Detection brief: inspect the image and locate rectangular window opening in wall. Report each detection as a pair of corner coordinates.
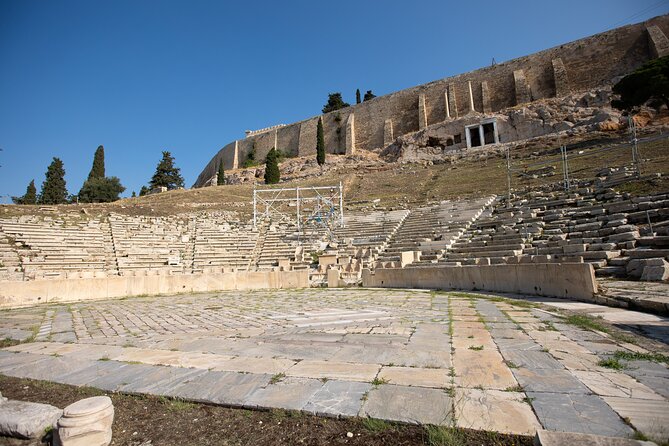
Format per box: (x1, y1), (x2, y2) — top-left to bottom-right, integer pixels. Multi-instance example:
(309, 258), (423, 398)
(483, 123), (495, 144)
(468, 126), (482, 147)
(465, 119), (499, 149)
(453, 134), (462, 144)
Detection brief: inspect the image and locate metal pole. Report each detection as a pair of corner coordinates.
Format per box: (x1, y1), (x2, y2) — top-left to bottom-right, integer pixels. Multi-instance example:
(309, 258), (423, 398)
(296, 187), (300, 232)
(339, 181), (344, 227)
(253, 186), (257, 229)
(506, 147), (511, 208)
(630, 117), (641, 178)
(564, 145), (569, 191)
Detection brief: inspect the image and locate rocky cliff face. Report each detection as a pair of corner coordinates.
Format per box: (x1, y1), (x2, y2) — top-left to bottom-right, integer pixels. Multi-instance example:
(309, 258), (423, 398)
(381, 88), (636, 164)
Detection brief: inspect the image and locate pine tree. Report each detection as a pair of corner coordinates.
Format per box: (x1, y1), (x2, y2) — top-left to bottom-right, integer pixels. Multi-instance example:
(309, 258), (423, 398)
(316, 117), (326, 166)
(612, 55), (669, 110)
(217, 159), (225, 185)
(322, 93), (350, 113)
(150, 151), (184, 190)
(356, 89), (361, 104)
(78, 177), (125, 203)
(39, 158), (68, 204)
(363, 90), (376, 101)
(139, 186), (149, 196)
(264, 148), (280, 184)
(12, 179), (37, 204)
(87, 145), (105, 180)
(131, 191), (137, 198)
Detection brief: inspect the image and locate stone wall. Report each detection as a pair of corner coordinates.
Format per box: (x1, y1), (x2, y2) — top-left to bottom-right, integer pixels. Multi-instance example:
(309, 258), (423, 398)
(361, 263), (598, 301)
(194, 16), (669, 187)
(0, 270), (309, 309)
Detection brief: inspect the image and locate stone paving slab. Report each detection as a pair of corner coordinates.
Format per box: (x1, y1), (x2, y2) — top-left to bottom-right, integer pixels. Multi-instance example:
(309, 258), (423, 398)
(246, 377), (325, 411)
(0, 352), (49, 374)
(117, 366), (207, 395)
(528, 392), (635, 437)
(454, 388), (541, 435)
(501, 350), (564, 370)
(303, 380), (371, 417)
(2, 355), (95, 382)
(601, 396), (669, 441)
(165, 370), (272, 407)
(378, 366), (449, 388)
(513, 368), (590, 394)
(286, 360), (380, 382)
(454, 349), (517, 390)
(573, 371), (664, 400)
(360, 384), (453, 425)
(55, 360), (130, 386)
(0, 288), (666, 438)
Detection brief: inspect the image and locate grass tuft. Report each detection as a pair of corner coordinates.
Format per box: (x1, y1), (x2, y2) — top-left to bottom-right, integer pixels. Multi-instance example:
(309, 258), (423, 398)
(425, 425), (466, 446)
(361, 417), (393, 432)
(598, 357), (626, 370)
(612, 350), (669, 364)
(563, 314), (608, 333)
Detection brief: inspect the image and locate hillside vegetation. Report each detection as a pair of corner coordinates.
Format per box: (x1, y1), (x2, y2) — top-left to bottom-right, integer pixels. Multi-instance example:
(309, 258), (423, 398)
(2, 133), (668, 221)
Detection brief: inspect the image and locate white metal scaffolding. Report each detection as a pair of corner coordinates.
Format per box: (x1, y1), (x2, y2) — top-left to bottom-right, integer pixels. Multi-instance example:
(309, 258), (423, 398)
(253, 183), (344, 237)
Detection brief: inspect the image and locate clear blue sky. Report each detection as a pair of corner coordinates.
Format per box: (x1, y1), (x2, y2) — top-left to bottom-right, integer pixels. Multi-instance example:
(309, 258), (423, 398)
(1, 0), (667, 202)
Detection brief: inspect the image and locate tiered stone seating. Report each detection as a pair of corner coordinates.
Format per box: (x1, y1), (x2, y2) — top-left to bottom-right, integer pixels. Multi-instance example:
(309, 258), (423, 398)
(0, 217), (109, 280)
(0, 233), (23, 281)
(192, 218), (258, 272)
(439, 188), (669, 279)
(109, 214), (194, 274)
(255, 224), (305, 271)
(378, 198), (493, 267)
(334, 209), (409, 270)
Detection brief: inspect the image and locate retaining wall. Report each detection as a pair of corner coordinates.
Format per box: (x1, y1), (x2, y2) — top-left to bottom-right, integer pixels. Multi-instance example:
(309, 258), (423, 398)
(0, 270), (309, 309)
(361, 263), (598, 301)
(194, 15), (669, 187)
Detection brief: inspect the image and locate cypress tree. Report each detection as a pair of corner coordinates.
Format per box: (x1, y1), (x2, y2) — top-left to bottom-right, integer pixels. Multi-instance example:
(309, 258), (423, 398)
(23, 180), (37, 204)
(217, 160), (225, 185)
(40, 157), (68, 204)
(316, 117), (326, 166)
(87, 145), (105, 180)
(264, 148), (280, 184)
(12, 179), (37, 205)
(150, 151), (184, 190)
(356, 89), (361, 104)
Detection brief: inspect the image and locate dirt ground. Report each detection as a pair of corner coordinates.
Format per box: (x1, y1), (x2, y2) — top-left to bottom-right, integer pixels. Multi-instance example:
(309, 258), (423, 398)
(0, 375), (534, 446)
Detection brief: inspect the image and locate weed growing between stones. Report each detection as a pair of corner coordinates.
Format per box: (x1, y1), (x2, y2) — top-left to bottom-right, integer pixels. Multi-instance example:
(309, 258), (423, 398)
(612, 350), (669, 364)
(504, 360), (518, 369)
(269, 372), (286, 384)
(598, 357), (627, 370)
(371, 377), (389, 386)
(563, 314), (608, 332)
(0, 337), (21, 348)
(468, 345), (484, 351)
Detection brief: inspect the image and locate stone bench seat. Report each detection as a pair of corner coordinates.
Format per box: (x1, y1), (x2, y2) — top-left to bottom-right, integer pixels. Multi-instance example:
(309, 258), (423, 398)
(445, 249), (523, 260)
(626, 248), (669, 259)
(449, 243), (525, 254)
